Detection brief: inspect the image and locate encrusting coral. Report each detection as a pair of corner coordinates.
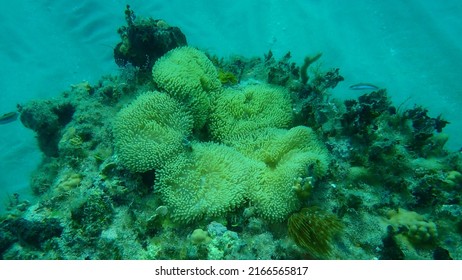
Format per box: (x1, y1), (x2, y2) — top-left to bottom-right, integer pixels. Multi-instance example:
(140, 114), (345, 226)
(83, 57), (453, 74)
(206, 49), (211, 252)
(113, 91), (193, 172)
(387, 208), (438, 245)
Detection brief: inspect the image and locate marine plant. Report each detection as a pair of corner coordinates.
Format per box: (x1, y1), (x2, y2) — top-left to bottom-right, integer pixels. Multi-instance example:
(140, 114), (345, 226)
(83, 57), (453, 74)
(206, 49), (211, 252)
(300, 53), (322, 84)
(217, 69), (238, 85)
(403, 105), (449, 155)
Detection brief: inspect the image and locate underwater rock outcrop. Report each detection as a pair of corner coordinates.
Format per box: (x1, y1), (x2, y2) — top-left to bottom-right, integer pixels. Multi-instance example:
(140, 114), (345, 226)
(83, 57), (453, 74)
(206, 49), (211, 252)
(0, 217), (63, 252)
(114, 5), (187, 71)
(18, 100), (75, 157)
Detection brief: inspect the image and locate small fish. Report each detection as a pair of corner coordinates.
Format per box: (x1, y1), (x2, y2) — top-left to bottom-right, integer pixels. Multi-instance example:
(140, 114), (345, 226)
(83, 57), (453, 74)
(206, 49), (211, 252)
(0, 111), (18, 125)
(349, 83), (379, 90)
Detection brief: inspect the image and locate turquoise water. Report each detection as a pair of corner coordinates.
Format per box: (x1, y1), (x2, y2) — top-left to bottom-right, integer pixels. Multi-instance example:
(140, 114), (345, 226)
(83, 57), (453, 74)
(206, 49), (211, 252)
(0, 0), (461, 259)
